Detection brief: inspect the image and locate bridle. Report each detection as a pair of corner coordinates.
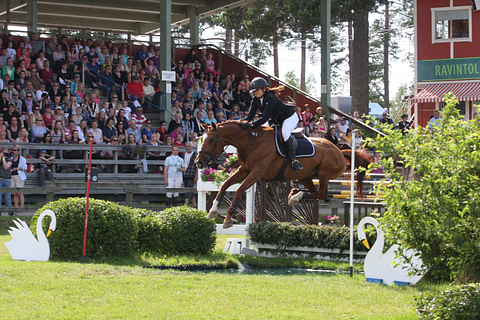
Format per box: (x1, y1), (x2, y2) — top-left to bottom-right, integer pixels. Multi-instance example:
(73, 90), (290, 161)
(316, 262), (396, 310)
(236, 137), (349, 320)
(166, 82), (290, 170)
(198, 131), (223, 165)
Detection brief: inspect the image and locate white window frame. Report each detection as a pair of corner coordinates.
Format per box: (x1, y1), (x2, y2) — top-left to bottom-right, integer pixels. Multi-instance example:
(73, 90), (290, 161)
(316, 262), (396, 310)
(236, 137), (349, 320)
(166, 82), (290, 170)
(431, 6), (472, 44)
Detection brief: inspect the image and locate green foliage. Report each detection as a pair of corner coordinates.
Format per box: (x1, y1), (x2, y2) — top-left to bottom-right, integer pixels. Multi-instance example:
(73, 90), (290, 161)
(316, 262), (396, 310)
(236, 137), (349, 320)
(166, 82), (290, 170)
(416, 283), (480, 319)
(138, 206), (216, 255)
(248, 221), (370, 252)
(31, 198), (148, 259)
(367, 93), (480, 282)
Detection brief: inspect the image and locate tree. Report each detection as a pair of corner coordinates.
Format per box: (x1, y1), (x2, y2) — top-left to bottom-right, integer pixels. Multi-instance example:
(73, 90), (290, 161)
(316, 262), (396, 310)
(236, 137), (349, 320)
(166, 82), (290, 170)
(283, 70), (316, 94)
(285, 0), (322, 91)
(332, 0), (382, 116)
(369, 93), (480, 283)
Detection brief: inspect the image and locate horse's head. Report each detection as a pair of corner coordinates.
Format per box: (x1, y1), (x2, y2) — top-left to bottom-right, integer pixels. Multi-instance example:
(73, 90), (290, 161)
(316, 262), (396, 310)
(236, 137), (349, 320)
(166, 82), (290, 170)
(195, 122), (224, 169)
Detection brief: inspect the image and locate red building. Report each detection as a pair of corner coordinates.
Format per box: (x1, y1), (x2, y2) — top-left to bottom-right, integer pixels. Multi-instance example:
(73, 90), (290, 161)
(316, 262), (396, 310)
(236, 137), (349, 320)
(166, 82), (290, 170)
(413, 0), (480, 126)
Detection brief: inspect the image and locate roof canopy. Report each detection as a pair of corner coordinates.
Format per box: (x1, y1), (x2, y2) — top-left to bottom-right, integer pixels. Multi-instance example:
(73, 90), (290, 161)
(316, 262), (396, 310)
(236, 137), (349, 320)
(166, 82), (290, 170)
(0, 0), (252, 34)
(414, 81), (480, 103)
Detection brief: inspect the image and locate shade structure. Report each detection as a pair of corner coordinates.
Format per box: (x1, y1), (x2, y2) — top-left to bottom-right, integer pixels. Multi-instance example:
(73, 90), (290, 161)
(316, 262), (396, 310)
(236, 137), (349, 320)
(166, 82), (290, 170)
(413, 81), (480, 103)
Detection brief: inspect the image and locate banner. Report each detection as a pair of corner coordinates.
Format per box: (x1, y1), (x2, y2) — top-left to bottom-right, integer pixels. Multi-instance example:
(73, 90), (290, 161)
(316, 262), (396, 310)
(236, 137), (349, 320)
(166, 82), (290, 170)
(418, 58), (480, 82)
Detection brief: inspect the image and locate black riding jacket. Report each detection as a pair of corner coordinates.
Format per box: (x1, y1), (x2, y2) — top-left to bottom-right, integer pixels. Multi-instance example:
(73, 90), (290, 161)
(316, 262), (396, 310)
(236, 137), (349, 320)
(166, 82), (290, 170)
(246, 91), (295, 128)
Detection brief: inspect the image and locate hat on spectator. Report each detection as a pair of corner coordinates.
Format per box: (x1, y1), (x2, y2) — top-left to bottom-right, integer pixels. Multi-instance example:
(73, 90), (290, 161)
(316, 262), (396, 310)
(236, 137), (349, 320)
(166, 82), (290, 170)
(74, 73), (81, 78)
(13, 92), (19, 96)
(40, 150), (47, 154)
(56, 106), (63, 110)
(182, 99), (189, 104)
(132, 75), (139, 80)
(8, 80), (14, 85)
(178, 60), (183, 64)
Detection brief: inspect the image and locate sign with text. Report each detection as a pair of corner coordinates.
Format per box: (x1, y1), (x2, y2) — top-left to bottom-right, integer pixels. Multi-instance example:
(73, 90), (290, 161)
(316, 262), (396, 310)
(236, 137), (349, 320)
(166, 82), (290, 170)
(161, 71), (176, 82)
(418, 58), (480, 82)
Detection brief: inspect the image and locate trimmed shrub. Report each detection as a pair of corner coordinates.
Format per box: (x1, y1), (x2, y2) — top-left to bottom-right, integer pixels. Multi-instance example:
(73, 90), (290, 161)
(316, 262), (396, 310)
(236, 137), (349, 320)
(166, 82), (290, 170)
(416, 283), (480, 319)
(248, 221), (371, 252)
(137, 206), (216, 255)
(31, 198), (151, 259)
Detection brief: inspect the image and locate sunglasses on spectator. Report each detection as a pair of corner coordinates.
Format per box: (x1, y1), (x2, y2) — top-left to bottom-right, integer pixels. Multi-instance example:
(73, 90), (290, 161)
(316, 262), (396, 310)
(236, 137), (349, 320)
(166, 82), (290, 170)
(147, 122), (151, 124)
(12, 149), (19, 151)
(112, 139), (118, 141)
(88, 135), (94, 138)
(27, 95), (32, 98)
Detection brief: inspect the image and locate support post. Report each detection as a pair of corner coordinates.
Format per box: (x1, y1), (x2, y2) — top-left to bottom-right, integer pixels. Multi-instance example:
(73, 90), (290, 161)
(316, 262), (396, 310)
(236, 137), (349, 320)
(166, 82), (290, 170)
(320, 0), (331, 117)
(349, 134), (356, 277)
(245, 184), (255, 248)
(5, 0), (10, 36)
(27, 0), (38, 34)
(187, 6), (199, 46)
(160, 0), (172, 124)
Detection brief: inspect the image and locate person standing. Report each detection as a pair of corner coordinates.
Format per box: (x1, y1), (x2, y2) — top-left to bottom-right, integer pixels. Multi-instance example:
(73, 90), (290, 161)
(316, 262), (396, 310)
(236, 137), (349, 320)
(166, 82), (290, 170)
(11, 145), (27, 208)
(0, 148), (13, 214)
(164, 146), (185, 206)
(182, 141), (197, 207)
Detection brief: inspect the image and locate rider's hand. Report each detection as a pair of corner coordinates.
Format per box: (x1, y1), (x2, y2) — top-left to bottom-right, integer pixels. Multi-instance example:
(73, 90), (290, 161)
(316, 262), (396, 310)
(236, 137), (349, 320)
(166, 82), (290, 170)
(240, 122), (252, 129)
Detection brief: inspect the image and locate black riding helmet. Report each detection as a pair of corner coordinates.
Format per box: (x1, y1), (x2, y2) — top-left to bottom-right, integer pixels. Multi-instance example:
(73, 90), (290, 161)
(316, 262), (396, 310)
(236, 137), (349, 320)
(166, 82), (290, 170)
(249, 77), (268, 94)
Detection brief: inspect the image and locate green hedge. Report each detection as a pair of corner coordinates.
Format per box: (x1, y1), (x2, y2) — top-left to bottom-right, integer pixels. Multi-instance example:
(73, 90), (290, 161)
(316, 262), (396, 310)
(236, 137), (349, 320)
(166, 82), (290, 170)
(248, 221), (370, 252)
(31, 198), (149, 259)
(31, 199), (216, 259)
(416, 283), (480, 319)
(138, 206), (216, 255)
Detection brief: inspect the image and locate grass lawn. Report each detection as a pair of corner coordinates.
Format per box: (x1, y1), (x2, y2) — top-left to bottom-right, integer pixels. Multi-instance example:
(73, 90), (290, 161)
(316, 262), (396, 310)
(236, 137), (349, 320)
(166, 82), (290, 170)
(0, 217), (447, 319)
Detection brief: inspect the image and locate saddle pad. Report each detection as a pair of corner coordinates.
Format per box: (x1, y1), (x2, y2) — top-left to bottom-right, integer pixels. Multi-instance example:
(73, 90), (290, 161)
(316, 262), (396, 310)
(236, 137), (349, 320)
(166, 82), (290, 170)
(274, 126), (316, 158)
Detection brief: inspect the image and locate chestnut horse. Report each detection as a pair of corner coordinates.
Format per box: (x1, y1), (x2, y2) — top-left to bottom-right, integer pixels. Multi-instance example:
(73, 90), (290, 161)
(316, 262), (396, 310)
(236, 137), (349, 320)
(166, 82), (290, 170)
(195, 121), (370, 228)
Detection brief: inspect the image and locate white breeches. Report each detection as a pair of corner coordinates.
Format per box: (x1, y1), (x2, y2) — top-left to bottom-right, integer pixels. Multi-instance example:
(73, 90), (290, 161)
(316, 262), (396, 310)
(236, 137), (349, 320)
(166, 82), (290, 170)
(281, 113), (300, 142)
(167, 176), (183, 198)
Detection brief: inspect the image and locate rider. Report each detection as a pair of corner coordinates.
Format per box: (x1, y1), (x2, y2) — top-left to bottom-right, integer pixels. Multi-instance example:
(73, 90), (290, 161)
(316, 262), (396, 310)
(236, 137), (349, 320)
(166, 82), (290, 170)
(240, 77), (303, 171)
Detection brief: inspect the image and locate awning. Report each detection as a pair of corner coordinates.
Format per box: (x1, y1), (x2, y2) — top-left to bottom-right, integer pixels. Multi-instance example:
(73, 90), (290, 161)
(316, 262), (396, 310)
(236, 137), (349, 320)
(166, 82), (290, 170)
(413, 81), (480, 103)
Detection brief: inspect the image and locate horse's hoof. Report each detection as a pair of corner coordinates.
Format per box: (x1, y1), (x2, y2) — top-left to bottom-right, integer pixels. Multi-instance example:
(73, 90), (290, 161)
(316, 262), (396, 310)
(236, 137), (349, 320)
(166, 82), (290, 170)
(222, 219), (234, 229)
(207, 210), (218, 219)
(288, 190), (304, 206)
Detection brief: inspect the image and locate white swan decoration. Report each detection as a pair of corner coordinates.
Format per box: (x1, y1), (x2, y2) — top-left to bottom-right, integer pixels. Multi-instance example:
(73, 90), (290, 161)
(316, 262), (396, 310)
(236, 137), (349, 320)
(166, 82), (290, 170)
(357, 216), (425, 285)
(5, 209), (57, 261)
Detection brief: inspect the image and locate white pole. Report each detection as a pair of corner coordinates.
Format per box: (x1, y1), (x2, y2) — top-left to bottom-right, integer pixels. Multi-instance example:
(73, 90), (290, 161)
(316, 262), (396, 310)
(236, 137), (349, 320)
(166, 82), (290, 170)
(245, 183), (256, 248)
(349, 134), (356, 277)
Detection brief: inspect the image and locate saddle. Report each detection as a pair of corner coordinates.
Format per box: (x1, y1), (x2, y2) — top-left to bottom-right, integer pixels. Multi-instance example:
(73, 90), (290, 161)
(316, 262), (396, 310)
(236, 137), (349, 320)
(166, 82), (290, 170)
(274, 126), (316, 158)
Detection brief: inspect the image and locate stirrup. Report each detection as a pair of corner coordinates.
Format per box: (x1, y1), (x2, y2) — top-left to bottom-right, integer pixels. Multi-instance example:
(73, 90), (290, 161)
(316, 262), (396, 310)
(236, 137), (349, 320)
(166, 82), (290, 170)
(292, 160), (303, 171)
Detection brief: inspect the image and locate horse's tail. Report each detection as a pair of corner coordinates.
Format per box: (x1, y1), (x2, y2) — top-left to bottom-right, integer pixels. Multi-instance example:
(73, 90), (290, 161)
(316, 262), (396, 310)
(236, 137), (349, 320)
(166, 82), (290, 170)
(341, 149), (374, 199)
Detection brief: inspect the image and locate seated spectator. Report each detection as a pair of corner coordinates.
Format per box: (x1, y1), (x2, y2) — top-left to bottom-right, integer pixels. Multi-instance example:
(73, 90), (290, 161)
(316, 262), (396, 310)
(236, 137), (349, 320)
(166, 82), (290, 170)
(65, 130), (84, 172)
(40, 60), (54, 85)
(156, 120), (168, 143)
(126, 75), (143, 103)
(131, 107), (147, 129)
(308, 122), (325, 138)
(100, 64), (115, 99)
(379, 112), (393, 125)
(204, 110), (217, 125)
(397, 114), (411, 134)
(30, 117), (48, 143)
(64, 120), (79, 141)
(100, 135), (119, 160)
(141, 120), (154, 143)
(51, 120), (65, 144)
(38, 149), (54, 186)
(126, 119), (142, 144)
(7, 117), (21, 143)
(192, 110), (205, 134)
(42, 105), (55, 130)
(216, 112), (226, 123)
(146, 132), (162, 159)
(16, 128), (29, 144)
(88, 119), (103, 144)
(205, 52), (219, 77)
(142, 77), (155, 107)
(326, 126), (338, 146)
(85, 55), (100, 87)
(181, 113), (194, 141)
(335, 117), (349, 136)
(353, 129), (363, 149)
(103, 117), (117, 143)
(193, 101), (207, 122)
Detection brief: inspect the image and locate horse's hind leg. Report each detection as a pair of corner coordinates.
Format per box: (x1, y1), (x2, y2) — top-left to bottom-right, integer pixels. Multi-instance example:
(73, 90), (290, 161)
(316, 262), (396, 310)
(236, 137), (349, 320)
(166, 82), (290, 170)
(317, 176), (329, 201)
(208, 166), (248, 219)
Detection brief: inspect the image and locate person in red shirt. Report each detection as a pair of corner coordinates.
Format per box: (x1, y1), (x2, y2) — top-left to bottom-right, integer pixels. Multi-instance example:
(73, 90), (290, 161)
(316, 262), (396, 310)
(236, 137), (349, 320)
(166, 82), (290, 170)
(155, 120), (168, 144)
(126, 75), (144, 103)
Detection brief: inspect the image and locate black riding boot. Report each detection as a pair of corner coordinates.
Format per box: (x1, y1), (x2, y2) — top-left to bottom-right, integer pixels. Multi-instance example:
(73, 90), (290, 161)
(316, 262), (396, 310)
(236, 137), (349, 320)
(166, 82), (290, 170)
(285, 137), (303, 171)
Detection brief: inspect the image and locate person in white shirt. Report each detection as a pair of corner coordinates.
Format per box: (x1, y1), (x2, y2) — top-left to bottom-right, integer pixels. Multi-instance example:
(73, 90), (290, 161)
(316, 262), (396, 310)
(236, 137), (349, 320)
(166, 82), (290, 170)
(87, 119), (103, 144)
(142, 77), (155, 107)
(164, 146), (185, 206)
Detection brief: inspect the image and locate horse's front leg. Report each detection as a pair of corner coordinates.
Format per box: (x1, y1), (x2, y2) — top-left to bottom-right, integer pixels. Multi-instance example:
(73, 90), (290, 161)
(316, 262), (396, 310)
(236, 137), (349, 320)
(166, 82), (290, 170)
(223, 172), (259, 229)
(207, 166), (248, 219)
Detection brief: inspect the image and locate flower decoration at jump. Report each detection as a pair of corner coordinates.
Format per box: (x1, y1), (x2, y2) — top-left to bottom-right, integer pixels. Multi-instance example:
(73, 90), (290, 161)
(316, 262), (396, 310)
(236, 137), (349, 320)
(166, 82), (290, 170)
(324, 215), (340, 225)
(200, 154), (239, 185)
